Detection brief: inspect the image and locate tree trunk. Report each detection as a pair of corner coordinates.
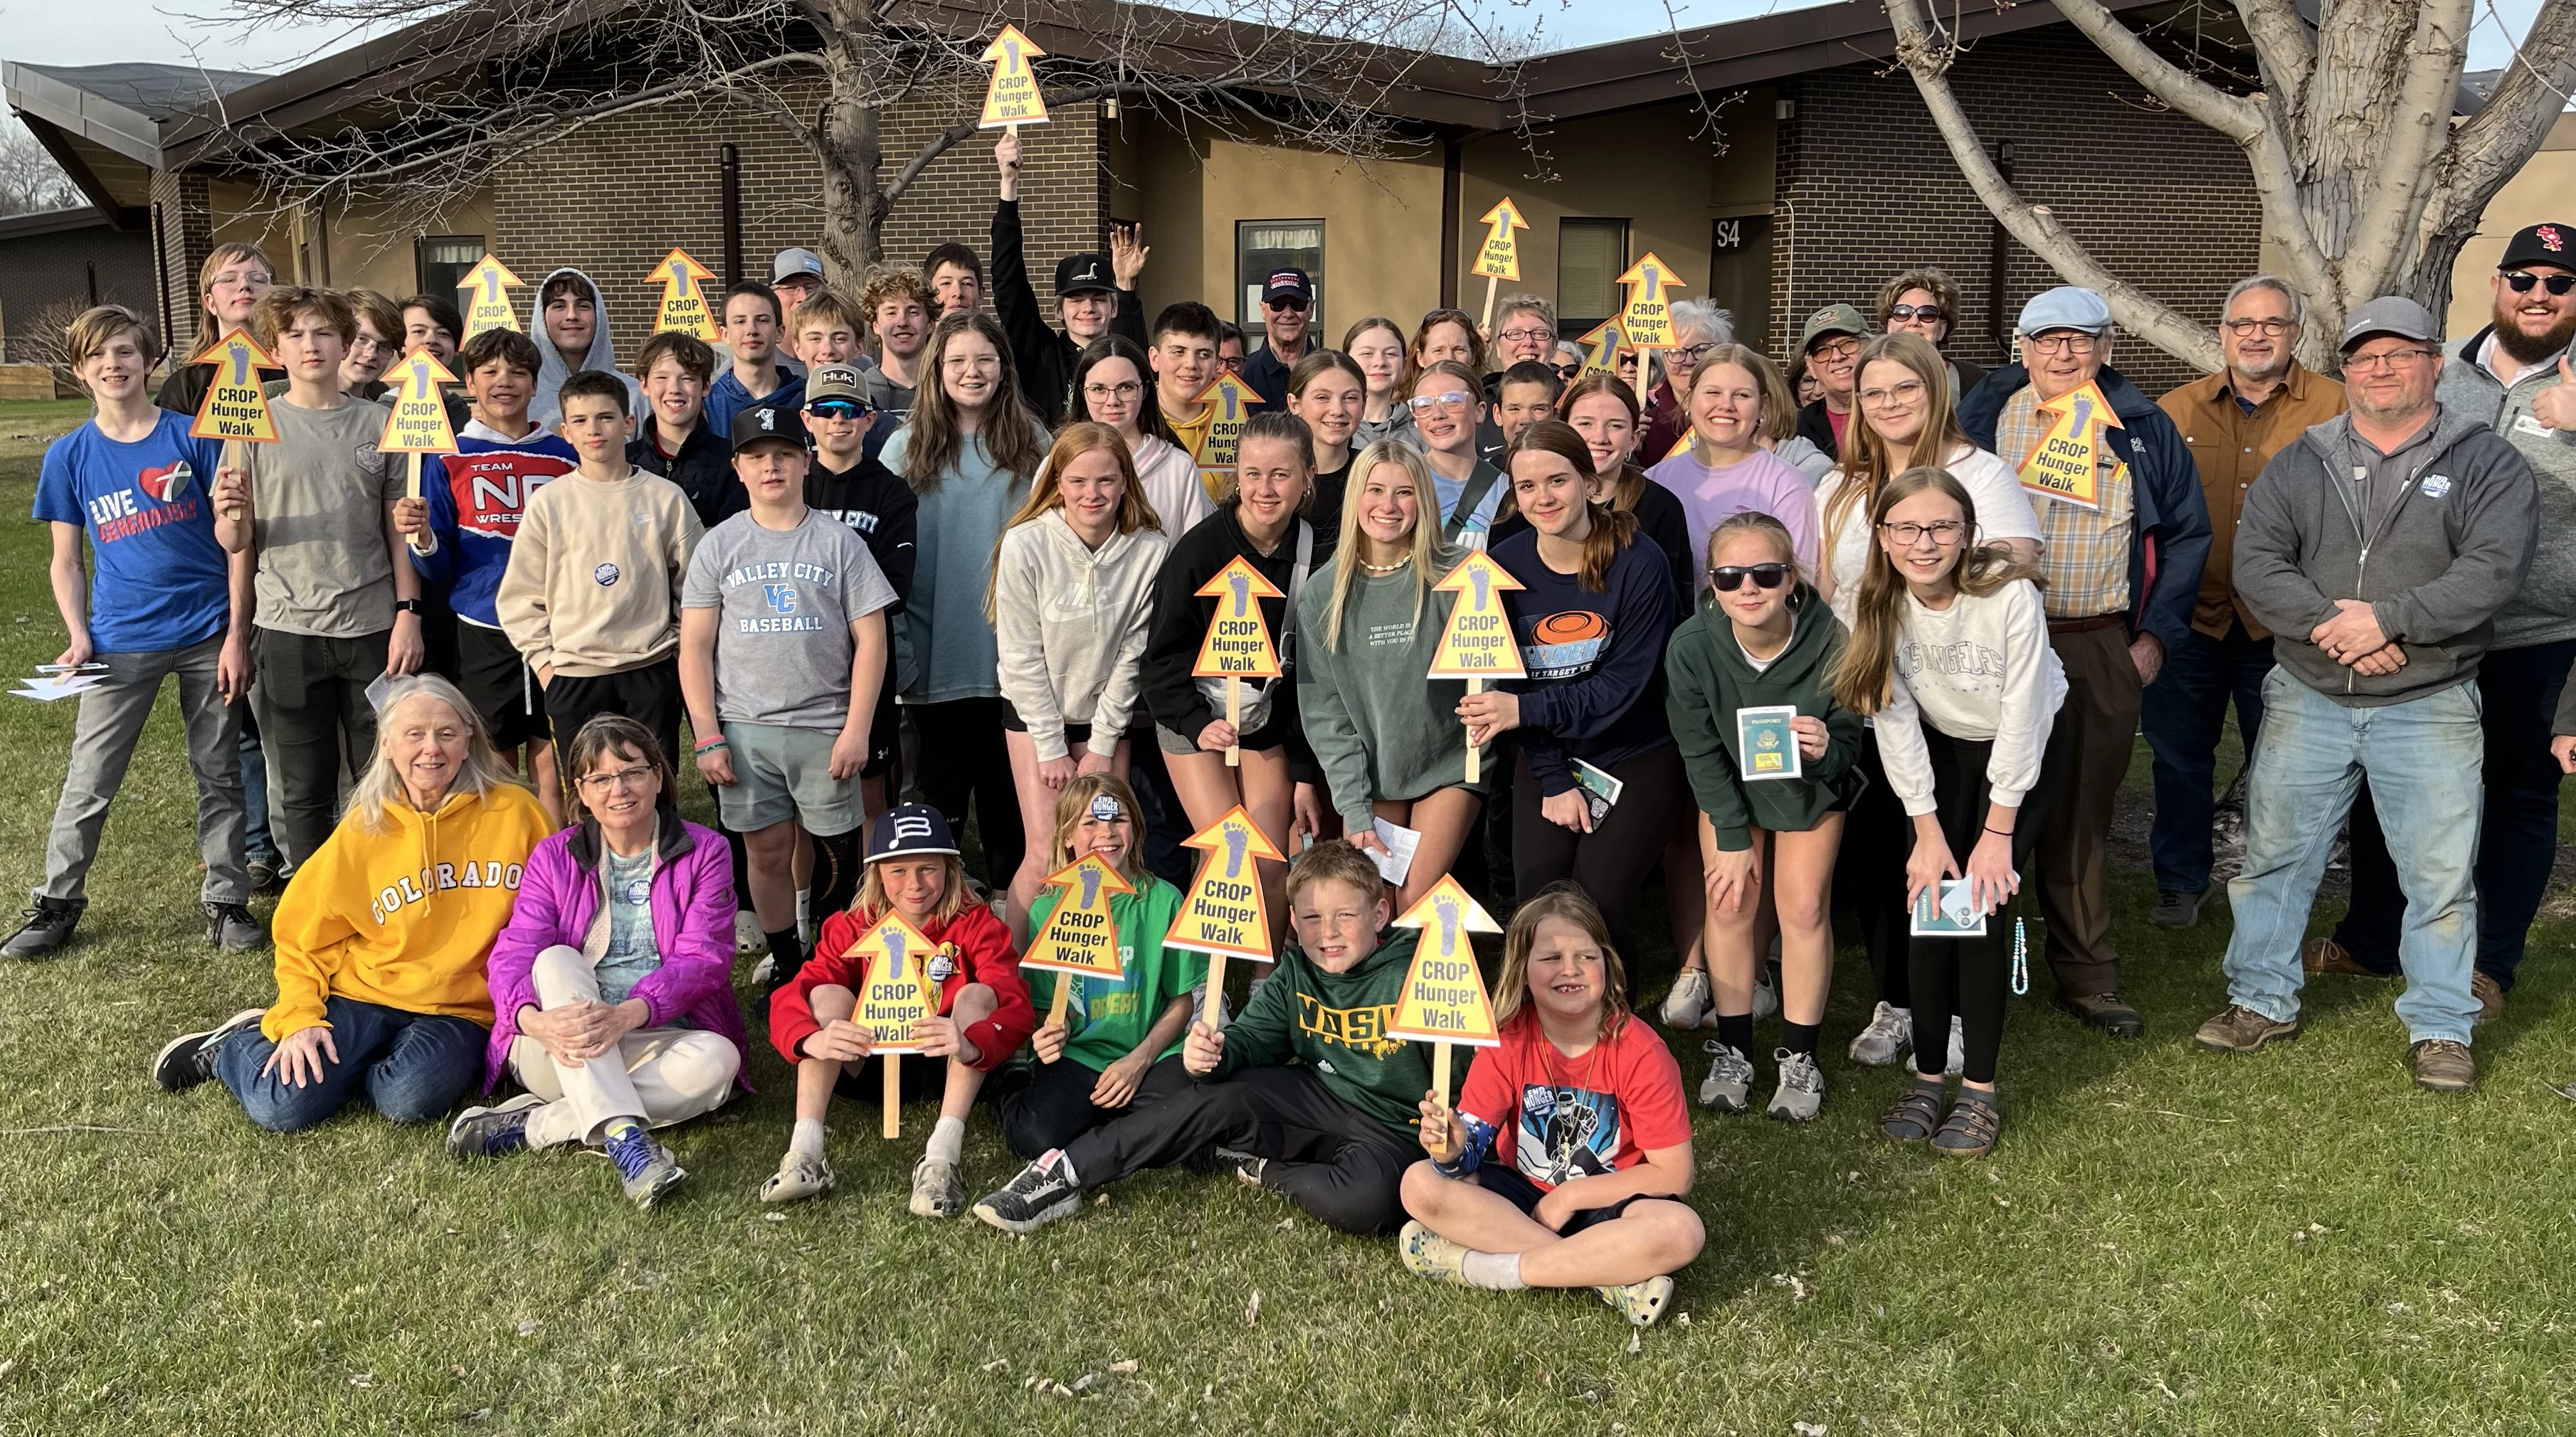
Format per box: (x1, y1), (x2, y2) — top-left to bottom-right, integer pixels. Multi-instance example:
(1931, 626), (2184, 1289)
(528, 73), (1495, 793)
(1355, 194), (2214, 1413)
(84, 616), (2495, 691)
(815, 0), (890, 282)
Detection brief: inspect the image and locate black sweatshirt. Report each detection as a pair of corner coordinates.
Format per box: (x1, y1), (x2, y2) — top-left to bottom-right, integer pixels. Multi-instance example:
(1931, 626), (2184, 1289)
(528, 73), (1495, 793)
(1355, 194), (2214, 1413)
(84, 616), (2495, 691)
(1142, 501), (1325, 752)
(1492, 526), (1679, 795)
(628, 421), (744, 528)
(992, 199), (1146, 428)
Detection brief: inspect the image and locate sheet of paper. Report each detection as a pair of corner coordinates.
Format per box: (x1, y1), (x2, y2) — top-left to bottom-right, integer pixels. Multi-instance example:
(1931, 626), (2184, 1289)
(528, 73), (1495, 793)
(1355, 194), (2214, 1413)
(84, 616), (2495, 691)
(1737, 704), (1803, 781)
(1370, 819), (1420, 886)
(10, 674), (106, 702)
(1570, 758), (1624, 827)
(364, 672), (395, 712)
(1909, 878), (1990, 938)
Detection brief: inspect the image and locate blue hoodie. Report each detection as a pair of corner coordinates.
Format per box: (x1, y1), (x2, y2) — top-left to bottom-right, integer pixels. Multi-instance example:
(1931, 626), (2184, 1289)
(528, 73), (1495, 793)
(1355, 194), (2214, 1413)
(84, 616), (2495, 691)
(409, 420), (579, 627)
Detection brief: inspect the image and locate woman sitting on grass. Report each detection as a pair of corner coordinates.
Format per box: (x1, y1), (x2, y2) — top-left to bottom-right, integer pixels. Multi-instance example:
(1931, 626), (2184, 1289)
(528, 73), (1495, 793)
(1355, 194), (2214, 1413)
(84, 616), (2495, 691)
(1399, 884), (1703, 1327)
(151, 676), (552, 1133)
(443, 715), (747, 1209)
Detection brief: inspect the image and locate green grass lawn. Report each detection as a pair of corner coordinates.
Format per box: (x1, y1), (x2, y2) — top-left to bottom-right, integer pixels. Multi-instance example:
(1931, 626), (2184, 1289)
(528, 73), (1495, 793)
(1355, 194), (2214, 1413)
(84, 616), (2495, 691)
(0, 398), (2571, 1434)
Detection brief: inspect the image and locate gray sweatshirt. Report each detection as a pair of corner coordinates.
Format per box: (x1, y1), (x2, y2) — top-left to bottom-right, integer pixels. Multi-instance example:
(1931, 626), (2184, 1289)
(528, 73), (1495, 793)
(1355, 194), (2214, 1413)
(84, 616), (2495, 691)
(2233, 405), (2536, 706)
(2436, 332), (2576, 647)
(991, 511), (1170, 762)
(1295, 561), (1478, 833)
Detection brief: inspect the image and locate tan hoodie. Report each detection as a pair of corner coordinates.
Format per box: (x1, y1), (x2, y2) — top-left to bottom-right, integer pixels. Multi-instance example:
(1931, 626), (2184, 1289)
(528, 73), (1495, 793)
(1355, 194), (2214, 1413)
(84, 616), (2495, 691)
(497, 469), (703, 677)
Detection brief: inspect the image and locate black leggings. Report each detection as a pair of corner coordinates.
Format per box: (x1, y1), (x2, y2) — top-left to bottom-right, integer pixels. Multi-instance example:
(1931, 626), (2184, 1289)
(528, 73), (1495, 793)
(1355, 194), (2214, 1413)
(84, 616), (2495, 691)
(909, 696), (1023, 891)
(990, 1051), (1196, 1158)
(1511, 742), (1691, 972)
(1060, 1064), (1416, 1234)
(1906, 721), (2068, 1086)
(1837, 732), (1912, 1009)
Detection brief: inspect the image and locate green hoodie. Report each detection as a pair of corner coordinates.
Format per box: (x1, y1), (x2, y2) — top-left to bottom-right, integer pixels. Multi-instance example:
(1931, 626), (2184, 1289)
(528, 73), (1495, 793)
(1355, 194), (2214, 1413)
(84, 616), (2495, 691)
(1021, 874), (1203, 1072)
(1664, 588), (1864, 852)
(1296, 561), (1479, 834)
(1209, 924), (1429, 1135)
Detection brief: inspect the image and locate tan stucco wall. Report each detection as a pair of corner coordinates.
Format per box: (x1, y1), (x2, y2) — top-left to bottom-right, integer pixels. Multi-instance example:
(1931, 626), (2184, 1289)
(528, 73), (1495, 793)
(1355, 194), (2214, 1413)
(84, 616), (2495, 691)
(324, 191), (499, 299)
(2450, 112), (2576, 339)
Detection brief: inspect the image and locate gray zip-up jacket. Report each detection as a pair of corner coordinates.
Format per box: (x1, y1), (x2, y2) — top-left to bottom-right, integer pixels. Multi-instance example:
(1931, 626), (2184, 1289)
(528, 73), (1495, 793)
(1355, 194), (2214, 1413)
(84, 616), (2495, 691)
(2437, 330), (2576, 647)
(2234, 405), (2536, 706)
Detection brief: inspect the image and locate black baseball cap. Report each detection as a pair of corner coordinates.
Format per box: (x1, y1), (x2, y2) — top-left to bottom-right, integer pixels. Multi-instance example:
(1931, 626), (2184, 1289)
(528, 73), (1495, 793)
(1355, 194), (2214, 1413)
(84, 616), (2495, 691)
(2497, 223), (2575, 273)
(867, 803), (960, 861)
(1262, 268), (1313, 306)
(730, 403), (809, 455)
(1055, 253), (1114, 299)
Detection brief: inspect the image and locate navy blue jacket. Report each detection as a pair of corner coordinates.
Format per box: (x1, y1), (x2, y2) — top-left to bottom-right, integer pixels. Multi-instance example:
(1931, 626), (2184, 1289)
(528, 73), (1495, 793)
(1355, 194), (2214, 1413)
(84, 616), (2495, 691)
(1958, 362), (2212, 652)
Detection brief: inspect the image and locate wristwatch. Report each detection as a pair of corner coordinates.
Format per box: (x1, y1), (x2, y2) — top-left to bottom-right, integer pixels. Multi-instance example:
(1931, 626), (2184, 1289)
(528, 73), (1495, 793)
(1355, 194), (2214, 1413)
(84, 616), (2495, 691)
(394, 599), (424, 615)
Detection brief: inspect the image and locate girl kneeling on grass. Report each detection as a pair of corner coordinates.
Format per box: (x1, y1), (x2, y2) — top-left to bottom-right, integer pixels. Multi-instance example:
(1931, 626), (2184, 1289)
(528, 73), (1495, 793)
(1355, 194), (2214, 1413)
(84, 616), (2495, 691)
(445, 715), (748, 1209)
(762, 803), (1035, 1214)
(1400, 884), (1703, 1327)
(1664, 511), (1861, 1122)
(993, 774), (1201, 1157)
(1829, 467), (2066, 1159)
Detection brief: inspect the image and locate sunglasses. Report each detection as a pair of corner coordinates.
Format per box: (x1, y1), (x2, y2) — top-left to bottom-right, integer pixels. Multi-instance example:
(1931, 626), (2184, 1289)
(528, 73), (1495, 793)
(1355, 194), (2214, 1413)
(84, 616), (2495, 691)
(1709, 563), (1791, 592)
(2504, 271), (2576, 297)
(1267, 297), (1311, 312)
(808, 399), (871, 420)
(1886, 304), (1947, 322)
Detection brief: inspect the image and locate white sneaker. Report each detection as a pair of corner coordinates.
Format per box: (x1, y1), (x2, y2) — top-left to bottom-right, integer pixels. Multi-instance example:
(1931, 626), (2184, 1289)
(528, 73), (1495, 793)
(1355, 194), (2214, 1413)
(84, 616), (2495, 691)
(1698, 1041), (1756, 1114)
(1849, 1002), (1913, 1066)
(1946, 1016), (1965, 1077)
(1751, 967), (1780, 1022)
(909, 1155), (966, 1218)
(1765, 1048), (1825, 1122)
(1659, 968), (1713, 1029)
(735, 911), (768, 958)
(760, 1149), (836, 1205)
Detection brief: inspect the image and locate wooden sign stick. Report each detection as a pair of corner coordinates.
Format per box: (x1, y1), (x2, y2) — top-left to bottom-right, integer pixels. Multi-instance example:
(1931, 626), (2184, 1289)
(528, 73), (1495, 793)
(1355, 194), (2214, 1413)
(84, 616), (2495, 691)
(1632, 346), (1651, 410)
(1432, 1041), (1454, 1106)
(406, 451), (429, 556)
(1464, 676), (1484, 784)
(884, 1052), (902, 1139)
(1480, 274), (1499, 332)
(1201, 952), (1229, 1029)
(1046, 979), (1073, 1032)
(221, 440), (247, 521)
(1225, 680), (1242, 768)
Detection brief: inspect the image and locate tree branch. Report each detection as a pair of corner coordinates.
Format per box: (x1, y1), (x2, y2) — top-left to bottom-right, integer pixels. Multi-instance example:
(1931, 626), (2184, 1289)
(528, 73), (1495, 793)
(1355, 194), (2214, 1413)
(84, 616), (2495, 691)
(2044, 0), (2262, 139)
(2341, 0), (2476, 297)
(2234, 0), (2317, 109)
(2437, 0), (2576, 210)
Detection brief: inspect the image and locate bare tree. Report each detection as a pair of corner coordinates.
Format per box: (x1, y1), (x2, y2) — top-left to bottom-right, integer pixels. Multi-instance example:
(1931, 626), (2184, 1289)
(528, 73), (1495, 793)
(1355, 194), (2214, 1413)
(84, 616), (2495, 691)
(1885, 0), (2576, 369)
(194, 0), (1531, 284)
(0, 118), (81, 217)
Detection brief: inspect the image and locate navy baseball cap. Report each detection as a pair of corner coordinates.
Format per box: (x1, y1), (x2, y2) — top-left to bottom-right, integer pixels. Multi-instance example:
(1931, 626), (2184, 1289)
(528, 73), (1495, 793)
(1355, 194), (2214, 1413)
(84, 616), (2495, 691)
(867, 803), (960, 861)
(1262, 268), (1313, 305)
(730, 403), (808, 455)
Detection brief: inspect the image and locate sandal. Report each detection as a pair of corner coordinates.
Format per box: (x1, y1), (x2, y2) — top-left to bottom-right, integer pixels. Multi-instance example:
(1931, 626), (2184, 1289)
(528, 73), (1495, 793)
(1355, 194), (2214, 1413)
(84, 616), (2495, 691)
(1879, 1081), (1944, 1142)
(1932, 1094), (2001, 1158)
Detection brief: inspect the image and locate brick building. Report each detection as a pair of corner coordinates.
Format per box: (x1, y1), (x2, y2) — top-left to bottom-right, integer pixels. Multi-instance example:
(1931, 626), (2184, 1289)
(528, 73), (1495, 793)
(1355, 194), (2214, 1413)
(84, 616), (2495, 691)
(0, 206), (157, 365)
(6, 0), (2262, 393)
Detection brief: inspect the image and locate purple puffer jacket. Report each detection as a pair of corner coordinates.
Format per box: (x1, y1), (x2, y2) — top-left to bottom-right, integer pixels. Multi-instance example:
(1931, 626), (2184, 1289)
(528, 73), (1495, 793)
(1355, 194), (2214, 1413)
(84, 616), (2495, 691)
(482, 810), (751, 1092)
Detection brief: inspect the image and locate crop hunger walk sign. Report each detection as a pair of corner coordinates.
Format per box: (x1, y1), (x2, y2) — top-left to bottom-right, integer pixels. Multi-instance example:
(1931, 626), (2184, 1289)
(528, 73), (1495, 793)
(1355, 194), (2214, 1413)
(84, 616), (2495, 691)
(1164, 805), (1285, 1027)
(377, 351), (462, 555)
(650, 248), (722, 341)
(1386, 875), (1502, 1102)
(1192, 556), (1284, 768)
(188, 328), (281, 521)
(1472, 198), (1529, 327)
(1427, 551), (1527, 783)
(1615, 253), (1684, 408)
(457, 255), (522, 338)
(2015, 380), (2113, 511)
(1190, 371), (1257, 493)
(979, 25), (1050, 131)
(845, 911), (941, 1137)
(1021, 854), (1135, 1041)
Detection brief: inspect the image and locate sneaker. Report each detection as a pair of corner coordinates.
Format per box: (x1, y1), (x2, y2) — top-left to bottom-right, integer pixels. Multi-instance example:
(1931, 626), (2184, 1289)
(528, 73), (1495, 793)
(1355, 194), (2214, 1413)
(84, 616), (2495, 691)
(246, 857), (282, 894)
(2409, 1039), (2476, 1093)
(759, 1149), (837, 1205)
(604, 1125), (686, 1209)
(1697, 1041), (1755, 1114)
(1848, 1002), (1912, 1066)
(972, 1150), (1082, 1234)
(2, 896), (83, 959)
(2301, 935), (2390, 977)
(2148, 886), (2210, 930)
(1594, 1274), (1675, 1327)
(2193, 1004), (2298, 1053)
(1945, 1016), (1965, 1077)
(735, 911), (769, 958)
(1216, 1145), (1267, 1186)
(447, 1093), (544, 1160)
(1751, 967), (1780, 1022)
(203, 901), (264, 953)
(909, 1155), (967, 1218)
(151, 1008), (263, 1091)
(2053, 990), (2146, 1038)
(1658, 968), (1713, 1029)
(1932, 1093), (2002, 1158)
(749, 953), (777, 986)
(1765, 1049), (1825, 1122)
(1397, 1219), (1471, 1285)
(2471, 971), (2503, 1025)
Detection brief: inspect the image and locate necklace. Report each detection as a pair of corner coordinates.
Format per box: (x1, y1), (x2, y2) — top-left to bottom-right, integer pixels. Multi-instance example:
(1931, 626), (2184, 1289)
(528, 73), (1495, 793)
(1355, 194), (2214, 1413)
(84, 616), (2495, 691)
(1359, 555), (1410, 574)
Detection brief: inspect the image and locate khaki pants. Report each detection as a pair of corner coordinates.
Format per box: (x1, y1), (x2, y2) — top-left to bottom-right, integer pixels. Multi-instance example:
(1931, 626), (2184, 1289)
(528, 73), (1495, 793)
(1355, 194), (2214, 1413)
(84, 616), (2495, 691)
(2036, 622), (2143, 999)
(508, 945), (739, 1147)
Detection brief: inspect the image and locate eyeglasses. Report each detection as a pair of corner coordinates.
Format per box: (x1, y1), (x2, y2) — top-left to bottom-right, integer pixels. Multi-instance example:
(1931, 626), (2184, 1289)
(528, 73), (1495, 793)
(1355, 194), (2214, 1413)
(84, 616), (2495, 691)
(808, 399), (870, 420)
(578, 764), (656, 795)
(1886, 304), (1946, 322)
(1879, 519), (1968, 546)
(1267, 297), (1310, 312)
(940, 354), (999, 373)
(2345, 347), (2437, 373)
(2025, 333), (2101, 356)
(1674, 342), (1717, 364)
(1859, 379), (1927, 408)
(1407, 392), (1475, 414)
(1082, 381), (1143, 401)
(1709, 563), (1791, 592)
(2220, 317), (2293, 336)
(1497, 327), (1553, 345)
(1217, 356), (1245, 372)
(1811, 338), (1863, 363)
(2503, 271), (2576, 297)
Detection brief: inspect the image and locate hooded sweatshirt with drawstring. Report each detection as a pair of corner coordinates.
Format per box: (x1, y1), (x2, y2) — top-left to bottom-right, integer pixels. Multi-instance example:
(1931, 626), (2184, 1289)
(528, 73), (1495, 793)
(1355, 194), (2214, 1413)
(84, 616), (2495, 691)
(263, 783), (555, 1041)
(991, 509), (1171, 762)
(527, 268), (645, 428)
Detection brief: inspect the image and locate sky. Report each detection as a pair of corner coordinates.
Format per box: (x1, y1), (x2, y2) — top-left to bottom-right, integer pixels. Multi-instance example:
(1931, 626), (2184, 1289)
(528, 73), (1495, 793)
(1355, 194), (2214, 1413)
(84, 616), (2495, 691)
(0, 0), (2550, 76)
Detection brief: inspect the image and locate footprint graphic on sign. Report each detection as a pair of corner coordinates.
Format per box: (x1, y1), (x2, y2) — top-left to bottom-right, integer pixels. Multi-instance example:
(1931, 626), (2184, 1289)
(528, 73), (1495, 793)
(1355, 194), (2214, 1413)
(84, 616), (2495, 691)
(1227, 569), (1251, 617)
(1469, 567), (1489, 610)
(1432, 894), (1462, 955)
(1224, 824), (1248, 879)
(2069, 396), (2094, 437)
(229, 349), (252, 386)
(1078, 864), (1103, 909)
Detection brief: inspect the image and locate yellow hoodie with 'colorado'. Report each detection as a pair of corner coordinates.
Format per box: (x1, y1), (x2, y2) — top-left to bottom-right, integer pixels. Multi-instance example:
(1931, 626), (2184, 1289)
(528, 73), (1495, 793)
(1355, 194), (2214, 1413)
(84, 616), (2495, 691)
(263, 783), (554, 1041)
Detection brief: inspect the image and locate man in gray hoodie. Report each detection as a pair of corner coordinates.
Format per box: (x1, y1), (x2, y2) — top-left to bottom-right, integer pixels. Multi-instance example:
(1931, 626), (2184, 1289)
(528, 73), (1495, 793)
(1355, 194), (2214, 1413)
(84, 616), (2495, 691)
(2194, 297), (2536, 1093)
(527, 267), (645, 428)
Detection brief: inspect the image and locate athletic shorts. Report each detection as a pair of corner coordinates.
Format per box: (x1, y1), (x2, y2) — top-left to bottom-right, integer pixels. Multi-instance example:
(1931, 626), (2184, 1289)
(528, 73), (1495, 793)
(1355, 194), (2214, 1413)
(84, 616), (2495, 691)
(998, 704), (1092, 753)
(455, 622), (547, 751)
(835, 1049), (954, 1104)
(716, 721), (862, 836)
(862, 682), (898, 780)
(1474, 1164), (1647, 1236)
(1154, 717), (1291, 757)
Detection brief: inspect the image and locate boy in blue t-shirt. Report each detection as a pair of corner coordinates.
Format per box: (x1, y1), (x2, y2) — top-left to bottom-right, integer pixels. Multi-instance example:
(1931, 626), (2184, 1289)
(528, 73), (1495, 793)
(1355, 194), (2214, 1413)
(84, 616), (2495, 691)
(9, 305), (259, 957)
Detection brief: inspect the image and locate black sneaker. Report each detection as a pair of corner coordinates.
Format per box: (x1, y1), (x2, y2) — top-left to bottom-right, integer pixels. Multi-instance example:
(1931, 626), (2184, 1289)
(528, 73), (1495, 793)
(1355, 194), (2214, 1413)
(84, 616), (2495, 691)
(971, 1150), (1082, 1234)
(204, 901), (264, 953)
(2, 896), (84, 959)
(246, 857), (283, 894)
(152, 1009), (264, 1091)
(2147, 886), (2210, 930)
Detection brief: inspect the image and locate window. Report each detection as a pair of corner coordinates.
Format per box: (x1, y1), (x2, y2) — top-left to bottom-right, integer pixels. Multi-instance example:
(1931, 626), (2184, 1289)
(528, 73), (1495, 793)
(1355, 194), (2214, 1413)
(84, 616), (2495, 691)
(416, 235), (487, 301)
(1235, 221), (1323, 334)
(1556, 218), (1630, 337)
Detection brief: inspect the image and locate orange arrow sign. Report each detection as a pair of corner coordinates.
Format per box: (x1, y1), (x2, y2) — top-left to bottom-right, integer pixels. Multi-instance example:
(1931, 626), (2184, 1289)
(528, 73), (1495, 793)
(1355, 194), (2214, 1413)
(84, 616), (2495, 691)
(457, 255), (522, 339)
(1472, 198), (1530, 282)
(377, 350), (460, 455)
(188, 328), (280, 445)
(979, 24), (1050, 129)
(1427, 551), (1529, 680)
(650, 248), (721, 341)
(1192, 556), (1285, 682)
(1615, 252), (1682, 350)
(1021, 854), (1135, 982)
(1386, 875), (1502, 1048)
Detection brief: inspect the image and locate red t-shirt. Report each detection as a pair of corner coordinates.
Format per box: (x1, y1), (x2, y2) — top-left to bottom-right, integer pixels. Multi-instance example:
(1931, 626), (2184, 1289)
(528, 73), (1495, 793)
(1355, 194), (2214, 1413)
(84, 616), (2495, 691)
(1457, 1012), (1689, 1191)
(1825, 404), (1851, 453)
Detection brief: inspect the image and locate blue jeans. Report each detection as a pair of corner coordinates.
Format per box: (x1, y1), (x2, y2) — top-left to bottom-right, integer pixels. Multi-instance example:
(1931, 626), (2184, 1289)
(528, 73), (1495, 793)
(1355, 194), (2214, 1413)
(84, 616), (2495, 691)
(2220, 669), (2483, 1045)
(2140, 620), (2272, 893)
(2331, 638), (2576, 989)
(213, 995), (487, 1133)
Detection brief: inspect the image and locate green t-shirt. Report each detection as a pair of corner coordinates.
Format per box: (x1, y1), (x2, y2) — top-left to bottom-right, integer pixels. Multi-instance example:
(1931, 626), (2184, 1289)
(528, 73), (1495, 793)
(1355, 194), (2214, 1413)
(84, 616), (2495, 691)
(1020, 874), (1202, 1073)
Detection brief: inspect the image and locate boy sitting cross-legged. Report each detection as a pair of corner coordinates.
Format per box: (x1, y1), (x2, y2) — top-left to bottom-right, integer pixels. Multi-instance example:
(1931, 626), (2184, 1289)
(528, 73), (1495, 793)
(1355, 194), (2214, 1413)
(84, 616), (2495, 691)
(973, 839), (1432, 1237)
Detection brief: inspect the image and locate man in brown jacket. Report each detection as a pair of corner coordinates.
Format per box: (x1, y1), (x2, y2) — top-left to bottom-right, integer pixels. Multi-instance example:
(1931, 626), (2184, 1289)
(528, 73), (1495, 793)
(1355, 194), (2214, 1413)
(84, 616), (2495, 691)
(2145, 275), (2345, 928)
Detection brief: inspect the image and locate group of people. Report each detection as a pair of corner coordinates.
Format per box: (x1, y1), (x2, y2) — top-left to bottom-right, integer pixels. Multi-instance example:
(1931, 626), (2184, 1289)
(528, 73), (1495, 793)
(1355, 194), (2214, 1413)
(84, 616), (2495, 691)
(20, 134), (2575, 1324)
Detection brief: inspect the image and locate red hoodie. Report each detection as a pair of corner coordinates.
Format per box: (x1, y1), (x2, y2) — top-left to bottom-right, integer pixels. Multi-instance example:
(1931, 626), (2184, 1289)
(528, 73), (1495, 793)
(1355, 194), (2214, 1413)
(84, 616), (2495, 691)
(769, 903), (1033, 1071)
